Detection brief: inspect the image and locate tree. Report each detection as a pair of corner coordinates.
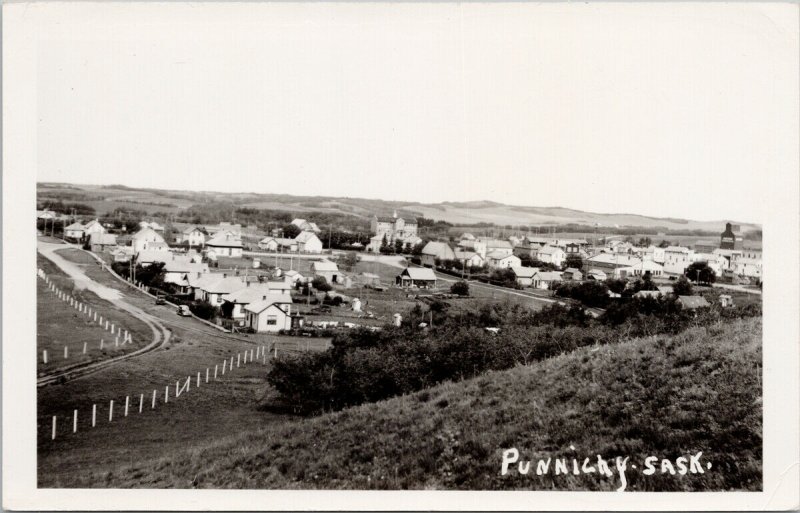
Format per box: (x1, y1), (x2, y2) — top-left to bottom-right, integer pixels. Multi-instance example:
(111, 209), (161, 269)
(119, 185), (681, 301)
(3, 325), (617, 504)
(282, 224), (301, 239)
(605, 278), (627, 295)
(672, 275), (694, 296)
(394, 239), (404, 254)
(311, 276), (332, 292)
(564, 254), (583, 270)
(685, 261), (716, 284)
(450, 281), (470, 296)
(638, 237), (652, 247)
(658, 240), (671, 248)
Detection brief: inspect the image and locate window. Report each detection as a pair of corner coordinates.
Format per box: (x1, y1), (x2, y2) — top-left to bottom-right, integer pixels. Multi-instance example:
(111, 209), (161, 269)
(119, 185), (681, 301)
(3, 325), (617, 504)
(266, 316), (278, 326)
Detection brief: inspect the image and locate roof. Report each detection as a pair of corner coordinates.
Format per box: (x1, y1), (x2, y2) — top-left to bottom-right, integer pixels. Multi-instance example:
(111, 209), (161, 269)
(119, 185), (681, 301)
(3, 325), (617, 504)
(563, 267), (582, 274)
(295, 231), (320, 243)
(136, 250), (174, 264)
(454, 250), (482, 261)
(183, 225), (203, 234)
(533, 271), (562, 281)
(164, 259), (208, 274)
(460, 233), (475, 240)
(244, 294), (293, 314)
(694, 240), (716, 246)
(312, 260), (339, 272)
(89, 233), (117, 245)
(421, 241), (454, 257)
(586, 269), (607, 278)
(206, 232), (243, 248)
(202, 276), (247, 294)
(665, 246), (690, 253)
(657, 285), (674, 294)
(487, 251), (518, 260)
(510, 266), (538, 278)
(399, 267), (437, 281)
(537, 245), (563, 256)
(65, 222), (85, 231)
(222, 285), (276, 304)
(587, 253), (643, 267)
(634, 290), (663, 298)
(132, 227), (166, 242)
(484, 239), (512, 249)
(677, 295), (711, 309)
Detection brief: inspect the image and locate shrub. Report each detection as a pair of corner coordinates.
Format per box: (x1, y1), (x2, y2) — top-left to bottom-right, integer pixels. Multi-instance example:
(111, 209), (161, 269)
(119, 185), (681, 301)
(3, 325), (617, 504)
(450, 281), (470, 296)
(311, 276), (332, 292)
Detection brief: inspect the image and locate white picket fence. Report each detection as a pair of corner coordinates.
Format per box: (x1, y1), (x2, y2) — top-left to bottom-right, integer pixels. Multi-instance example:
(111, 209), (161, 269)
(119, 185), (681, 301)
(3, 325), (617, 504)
(48, 342), (278, 440)
(38, 270), (134, 364)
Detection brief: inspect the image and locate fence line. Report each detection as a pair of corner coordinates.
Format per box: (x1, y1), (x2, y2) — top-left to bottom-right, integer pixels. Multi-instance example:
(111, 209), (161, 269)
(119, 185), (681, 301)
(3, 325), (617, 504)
(46, 342), (282, 441)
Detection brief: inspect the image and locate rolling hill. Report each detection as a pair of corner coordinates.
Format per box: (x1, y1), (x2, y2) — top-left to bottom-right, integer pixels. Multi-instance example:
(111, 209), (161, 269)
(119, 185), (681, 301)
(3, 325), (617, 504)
(37, 182), (760, 233)
(69, 317), (761, 491)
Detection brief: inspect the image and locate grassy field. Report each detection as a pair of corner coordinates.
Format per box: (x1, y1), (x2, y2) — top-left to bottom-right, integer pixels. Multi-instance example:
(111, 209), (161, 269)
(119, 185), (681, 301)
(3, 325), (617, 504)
(57, 317), (762, 490)
(37, 254), (154, 375)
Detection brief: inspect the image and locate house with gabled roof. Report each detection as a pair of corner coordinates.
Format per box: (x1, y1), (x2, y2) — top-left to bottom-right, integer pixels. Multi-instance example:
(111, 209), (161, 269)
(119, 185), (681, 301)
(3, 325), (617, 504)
(244, 294), (295, 332)
(64, 222), (85, 241)
(295, 231), (323, 253)
(89, 233), (117, 252)
(396, 267), (437, 288)
(311, 260), (341, 284)
(510, 266), (539, 287)
(420, 241), (455, 267)
(205, 232), (243, 258)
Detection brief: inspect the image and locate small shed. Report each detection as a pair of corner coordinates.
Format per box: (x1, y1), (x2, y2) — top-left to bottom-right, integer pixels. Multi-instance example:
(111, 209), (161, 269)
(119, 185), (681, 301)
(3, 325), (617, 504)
(677, 295), (711, 310)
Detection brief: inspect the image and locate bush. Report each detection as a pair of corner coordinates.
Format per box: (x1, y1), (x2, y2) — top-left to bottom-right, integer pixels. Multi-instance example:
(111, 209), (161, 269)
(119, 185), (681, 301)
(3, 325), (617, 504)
(189, 300), (219, 320)
(672, 275), (694, 296)
(450, 281), (470, 296)
(311, 276), (332, 292)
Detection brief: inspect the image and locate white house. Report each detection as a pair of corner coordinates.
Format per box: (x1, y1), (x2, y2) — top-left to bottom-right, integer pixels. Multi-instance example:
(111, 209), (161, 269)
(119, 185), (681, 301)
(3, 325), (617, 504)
(244, 294), (294, 333)
(534, 245), (566, 268)
(486, 252), (521, 269)
(205, 232), (243, 258)
(64, 222), (85, 240)
(177, 226), (206, 247)
(291, 218), (321, 233)
(732, 256), (762, 279)
(221, 285), (277, 325)
(163, 258), (209, 291)
(196, 275), (247, 306)
(510, 266), (538, 287)
(663, 246), (693, 275)
(532, 271), (562, 290)
(453, 250), (485, 268)
(614, 260), (665, 279)
(82, 219), (106, 238)
(483, 239), (513, 257)
(311, 260), (341, 284)
(420, 242), (455, 267)
(458, 239), (487, 259)
(643, 245), (666, 264)
(132, 227), (168, 253)
(295, 231), (323, 253)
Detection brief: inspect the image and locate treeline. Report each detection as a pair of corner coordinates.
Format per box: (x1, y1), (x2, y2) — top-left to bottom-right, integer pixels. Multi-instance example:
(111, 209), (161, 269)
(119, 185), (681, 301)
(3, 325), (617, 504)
(267, 297), (761, 415)
(37, 200), (96, 215)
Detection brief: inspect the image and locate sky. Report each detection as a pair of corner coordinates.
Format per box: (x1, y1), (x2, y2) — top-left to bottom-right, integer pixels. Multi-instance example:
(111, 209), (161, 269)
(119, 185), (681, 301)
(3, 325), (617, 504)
(34, 3), (799, 224)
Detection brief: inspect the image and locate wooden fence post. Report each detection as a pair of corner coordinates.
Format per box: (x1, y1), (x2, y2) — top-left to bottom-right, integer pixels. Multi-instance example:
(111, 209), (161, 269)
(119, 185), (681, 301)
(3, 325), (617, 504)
(214, 364), (218, 379)
(206, 368), (209, 383)
(139, 393), (144, 413)
(221, 360), (226, 375)
(196, 372), (201, 388)
(52, 416), (57, 440)
(237, 353), (240, 368)
(42, 350), (48, 364)
(64, 346), (68, 359)
(92, 404), (97, 427)
(165, 385), (169, 403)
(124, 396), (129, 417)
(152, 390), (157, 409)
(83, 342), (87, 354)
(73, 410), (78, 433)
(100, 339), (104, 350)
(109, 400), (114, 422)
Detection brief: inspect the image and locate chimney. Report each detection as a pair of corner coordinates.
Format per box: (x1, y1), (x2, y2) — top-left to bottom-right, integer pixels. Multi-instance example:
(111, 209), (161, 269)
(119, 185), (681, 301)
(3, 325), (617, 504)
(223, 273), (227, 278)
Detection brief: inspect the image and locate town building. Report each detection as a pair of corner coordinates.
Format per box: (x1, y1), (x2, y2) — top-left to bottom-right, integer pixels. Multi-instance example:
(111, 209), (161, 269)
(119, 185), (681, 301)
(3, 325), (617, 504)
(719, 222), (743, 250)
(367, 211), (419, 253)
(453, 250), (485, 269)
(662, 246), (693, 275)
(311, 260), (341, 284)
(420, 242), (456, 267)
(486, 252), (521, 269)
(64, 222), (85, 241)
(295, 231), (323, 253)
(510, 266), (538, 287)
(585, 253), (643, 274)
(205, 232), (243, 258)
(132, 227), (168, 253)
(291, 218), (321, 233)
(89, 233), (117, 252)
(244, 294), (295, 333)
(534, 245), (566, 268)
(82, 219), (107, 238)
(562, 268), (583, 281)
(532, 271), (562, 290)
(395, 267), (437, 288)
(176, 226), (206, 247)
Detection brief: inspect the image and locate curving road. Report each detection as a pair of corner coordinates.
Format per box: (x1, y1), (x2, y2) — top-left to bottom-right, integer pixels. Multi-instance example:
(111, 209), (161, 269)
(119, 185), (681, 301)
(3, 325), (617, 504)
(37, 240), (172, 387)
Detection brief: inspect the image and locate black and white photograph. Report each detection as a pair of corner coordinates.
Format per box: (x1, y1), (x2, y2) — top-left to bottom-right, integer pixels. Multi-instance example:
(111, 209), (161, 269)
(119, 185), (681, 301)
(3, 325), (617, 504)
(3, 1), (799, 510)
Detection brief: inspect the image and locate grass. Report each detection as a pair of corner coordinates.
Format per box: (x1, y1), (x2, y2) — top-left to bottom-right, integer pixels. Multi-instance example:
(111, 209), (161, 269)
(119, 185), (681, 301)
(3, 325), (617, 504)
(36, 254), (154, 375)
(60, 317), (761, 491)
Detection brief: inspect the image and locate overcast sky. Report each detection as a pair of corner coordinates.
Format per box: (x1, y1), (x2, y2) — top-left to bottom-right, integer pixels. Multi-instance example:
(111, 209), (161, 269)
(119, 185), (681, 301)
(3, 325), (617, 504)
(34, 3), (798, 224)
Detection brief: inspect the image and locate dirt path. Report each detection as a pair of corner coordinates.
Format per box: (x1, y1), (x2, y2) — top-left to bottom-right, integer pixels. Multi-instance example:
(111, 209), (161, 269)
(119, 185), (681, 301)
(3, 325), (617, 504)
(37, 240), (171, 386)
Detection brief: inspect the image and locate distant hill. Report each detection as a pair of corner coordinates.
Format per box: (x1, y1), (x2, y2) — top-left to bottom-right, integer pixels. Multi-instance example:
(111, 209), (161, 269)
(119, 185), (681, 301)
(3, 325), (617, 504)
(37, 182), (760, 233)
(75, 317), (761, 491)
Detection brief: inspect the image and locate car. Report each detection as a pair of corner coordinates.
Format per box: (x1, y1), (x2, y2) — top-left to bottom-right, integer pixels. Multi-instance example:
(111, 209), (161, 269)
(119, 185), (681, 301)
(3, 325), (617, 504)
(155, 296), (166, 305)
(176, 305), (192, 316)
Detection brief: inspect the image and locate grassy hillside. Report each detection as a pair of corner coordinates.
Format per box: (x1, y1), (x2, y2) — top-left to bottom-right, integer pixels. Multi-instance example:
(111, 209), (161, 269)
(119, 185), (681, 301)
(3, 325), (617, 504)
(37, 182), (760, 232)
(74, 317), (761, 491)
